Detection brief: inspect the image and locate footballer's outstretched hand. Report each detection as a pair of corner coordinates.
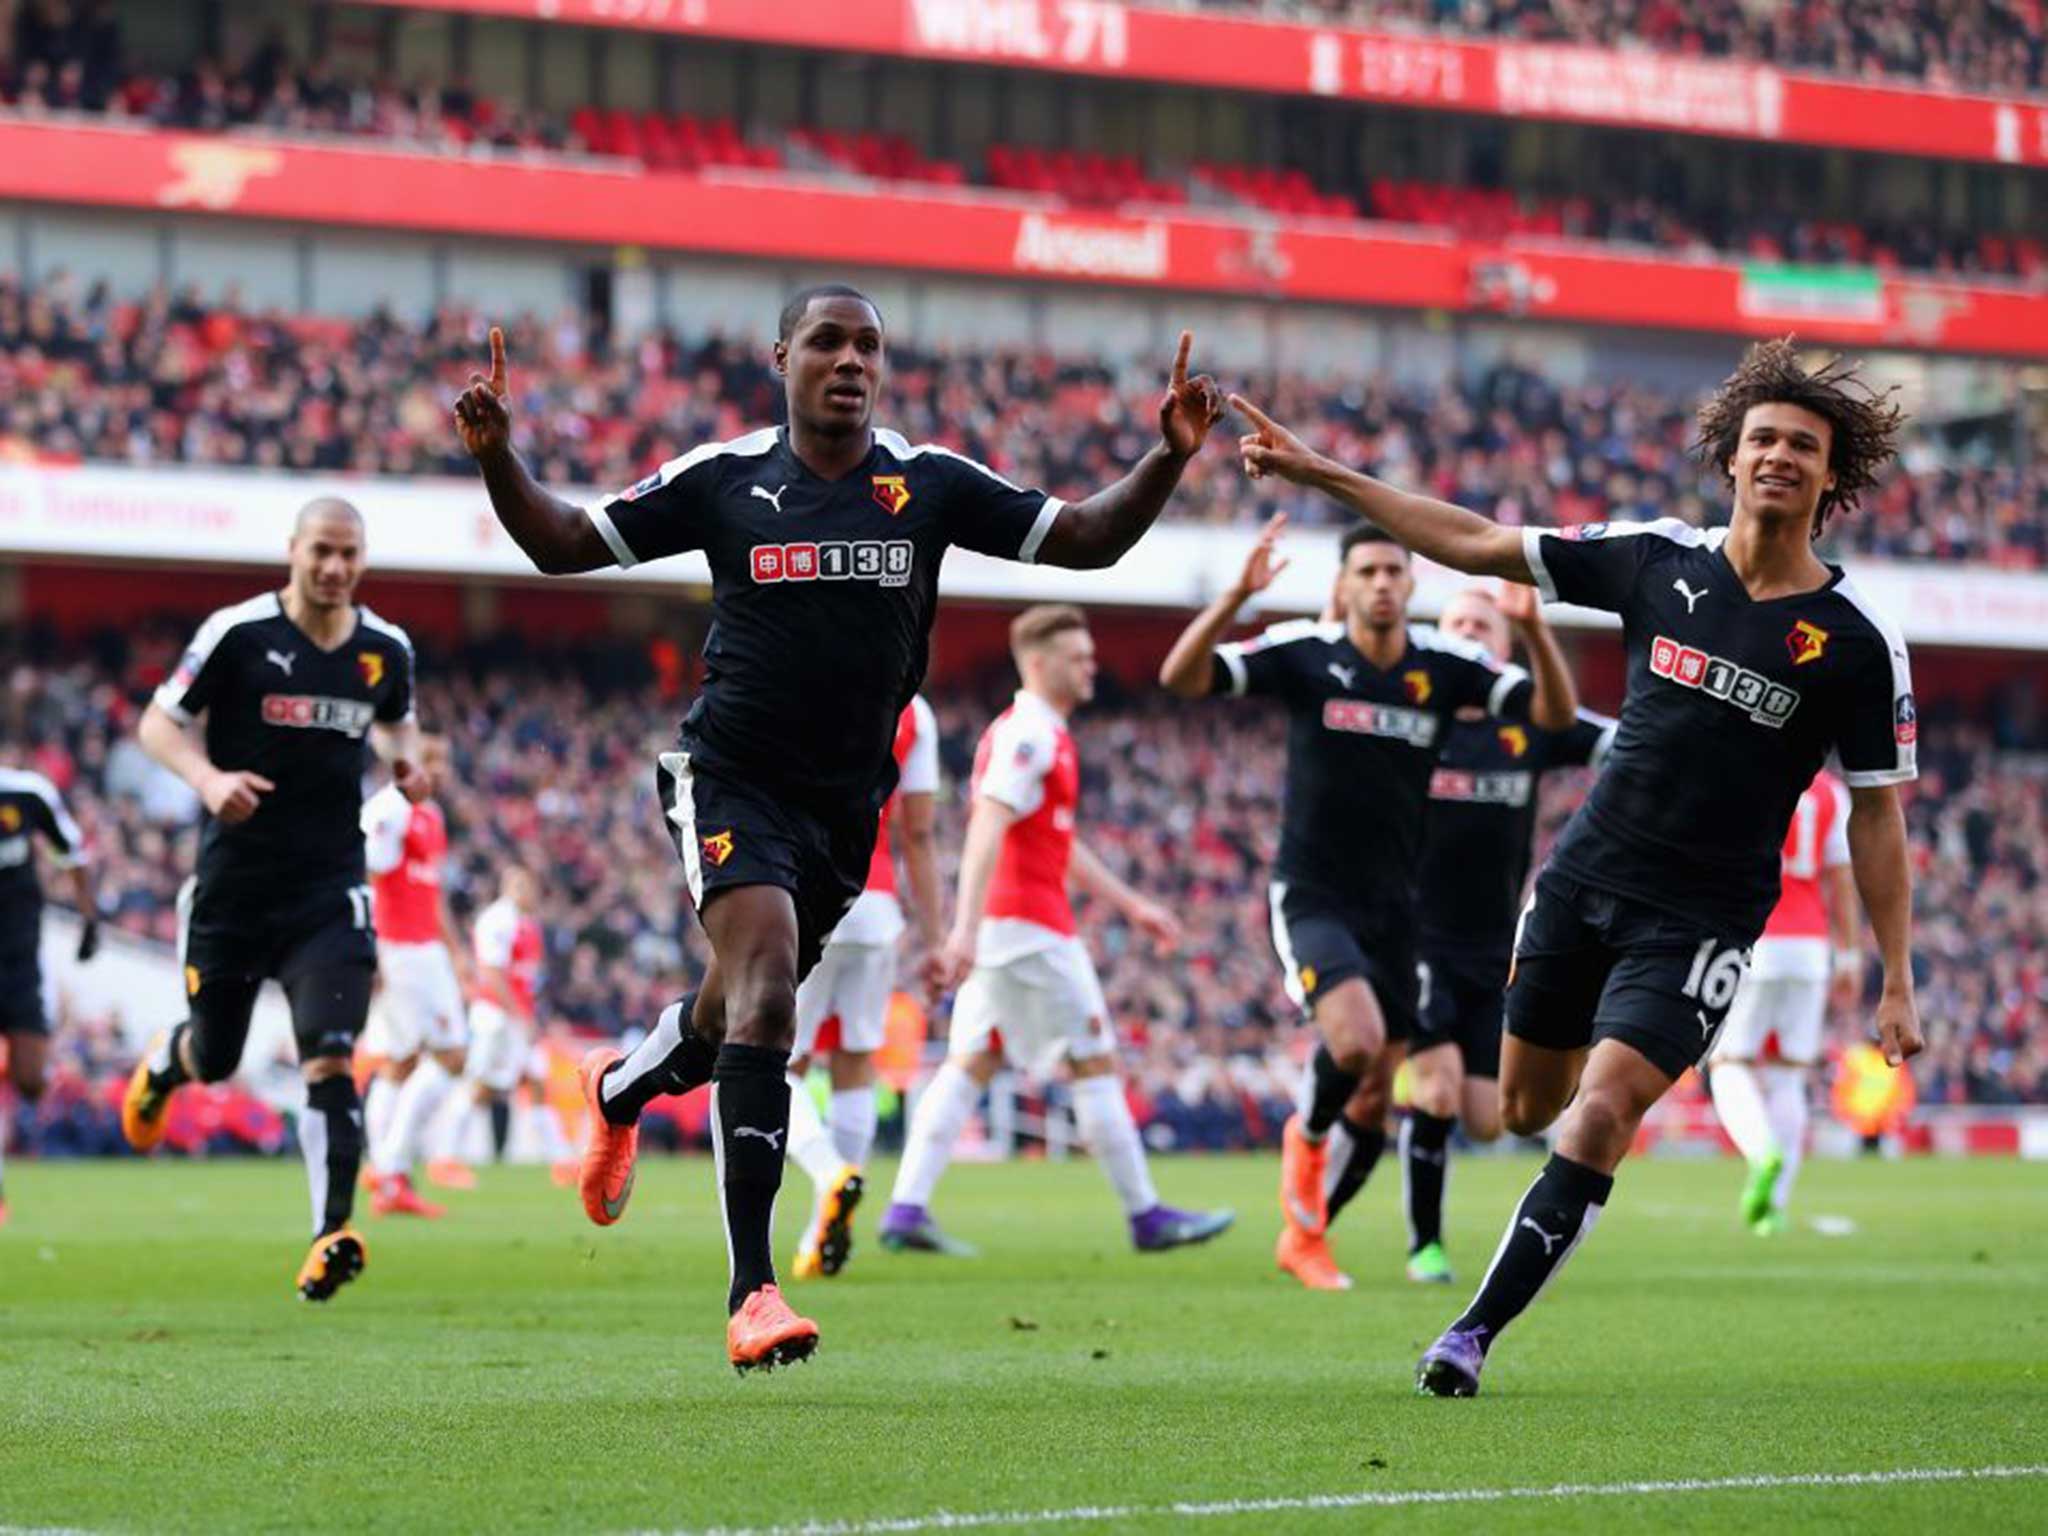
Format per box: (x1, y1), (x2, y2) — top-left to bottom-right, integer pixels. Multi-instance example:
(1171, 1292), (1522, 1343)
(1874, 987), (1924, 1068)
(1231, 513), (1291, 602)
(1129, 897), (1183, 953)
(1158, 331), (1226, 459)
(1231, 395), (1322, 486)
(454, 326), (512, 461)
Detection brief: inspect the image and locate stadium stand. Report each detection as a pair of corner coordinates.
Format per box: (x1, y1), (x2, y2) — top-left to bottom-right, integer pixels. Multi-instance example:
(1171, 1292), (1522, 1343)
(5, 275), (2042, 565)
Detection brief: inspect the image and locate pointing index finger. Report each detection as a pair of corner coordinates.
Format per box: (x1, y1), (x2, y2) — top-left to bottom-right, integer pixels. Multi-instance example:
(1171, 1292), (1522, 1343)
(1170, 330), (1192, 388)
(1229, 393), (1276, 432)
(488, 325), (507, 393)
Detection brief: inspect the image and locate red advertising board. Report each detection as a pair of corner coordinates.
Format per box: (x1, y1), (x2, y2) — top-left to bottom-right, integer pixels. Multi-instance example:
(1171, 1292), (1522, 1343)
(358, 0), (2048, 170)
(5, 120), (2044, 356)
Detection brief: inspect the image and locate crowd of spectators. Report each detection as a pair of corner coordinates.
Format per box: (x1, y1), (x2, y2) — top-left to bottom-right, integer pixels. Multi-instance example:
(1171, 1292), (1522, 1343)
(7, 5), (2046, 283)
(2, 624), (2042, 1161)
(1223, 1), (2047, 97)
(6, 274), (2044, 568)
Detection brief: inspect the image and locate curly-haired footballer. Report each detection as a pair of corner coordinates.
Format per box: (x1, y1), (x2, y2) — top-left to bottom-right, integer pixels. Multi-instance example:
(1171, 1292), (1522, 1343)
(1231, 339), (1922, 1396)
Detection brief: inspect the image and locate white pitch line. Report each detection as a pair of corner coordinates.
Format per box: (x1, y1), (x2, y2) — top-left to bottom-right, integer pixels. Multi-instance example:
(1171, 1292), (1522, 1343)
(647, 1463), (2048, 1536)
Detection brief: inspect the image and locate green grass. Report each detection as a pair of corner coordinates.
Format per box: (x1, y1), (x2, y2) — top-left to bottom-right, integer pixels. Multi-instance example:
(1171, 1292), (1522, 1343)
(1, 1151), (2043, 1534)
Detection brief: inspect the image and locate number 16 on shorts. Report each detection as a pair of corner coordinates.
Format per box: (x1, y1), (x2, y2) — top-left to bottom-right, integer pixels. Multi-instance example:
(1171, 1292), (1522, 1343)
(1681, 938), (1750, 1046)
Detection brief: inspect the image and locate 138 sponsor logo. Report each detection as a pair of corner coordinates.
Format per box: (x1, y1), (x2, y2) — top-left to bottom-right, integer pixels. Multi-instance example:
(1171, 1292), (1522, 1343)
(262, 694), (376, 736)
(1648, 636), (1798, 728)
(751, 540), (914, 588)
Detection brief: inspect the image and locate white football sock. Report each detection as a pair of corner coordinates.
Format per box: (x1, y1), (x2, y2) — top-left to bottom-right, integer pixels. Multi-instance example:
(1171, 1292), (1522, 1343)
(1323, 1116), (1357, 1204)
(363, 1075), (397, 1168)
(890, 1059), (979, 1208)
(1763, 1065), (1810, 1212)
(828, 1084), (879, 1168)
(376, 1057), (453, 1176)
(1070, 1074), (1159, 1218)
(785, 1072), (844, 1189)
(1709, 1061), (1777, 1167)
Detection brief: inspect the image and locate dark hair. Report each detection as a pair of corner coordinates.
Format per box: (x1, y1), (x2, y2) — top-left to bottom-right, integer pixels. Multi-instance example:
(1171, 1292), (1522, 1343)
(777, 283), (883, 342)
(1010, 603), (1089, 654)
(1338, 522), (1406, 562)
(1693, 337), (1905, 539)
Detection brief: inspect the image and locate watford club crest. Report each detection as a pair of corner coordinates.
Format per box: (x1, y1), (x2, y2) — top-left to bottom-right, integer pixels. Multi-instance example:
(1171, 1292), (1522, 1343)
(1498, 725), (1529, 759)
(700, 830), (736, 868)
(0, 805), (19, 832)
(1786, 620), (1830, 667)
(1402, 668), (1433, 705)
(871, 474), (912, 516)
(358, 651), (386, 688)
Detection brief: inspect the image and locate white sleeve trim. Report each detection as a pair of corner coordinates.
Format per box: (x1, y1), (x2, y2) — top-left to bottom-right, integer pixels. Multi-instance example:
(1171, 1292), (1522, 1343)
(1841, 766), (1916, 789)
(1521, 527), (1559, 603)
(584, 504), (638, 569)
(1588, 716), (1620, 770)
(5, 771), (87, 867)
(1215, 646), (1250, 698)
(1487, 663), (1531, 718)
(153, 593), (275, 724)
(898, 696), (941, 795)
(361, 786), (410, 874)
(1017, 497), (1063, 565)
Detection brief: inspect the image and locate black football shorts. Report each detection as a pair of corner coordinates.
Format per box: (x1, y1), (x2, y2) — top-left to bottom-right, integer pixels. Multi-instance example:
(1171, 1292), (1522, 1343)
(1413, 945), (1508, 1079)
(655, 749), (876, 984)
(1266, 880), (1419, 1041)
(0, 940), (47, 1037)
(1503, 870), (1753, 1081)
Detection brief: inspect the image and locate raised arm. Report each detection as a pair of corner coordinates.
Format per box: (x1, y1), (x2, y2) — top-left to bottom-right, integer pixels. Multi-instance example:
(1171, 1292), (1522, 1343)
(454, 326), (613, 576)
(1034, 331), (1225, 570)
(1159, 514), (1289, 698)
(1845, 783), (1922, 1067)
(1495, 582), (1577, 732)
(1232, 395), (1531, 582)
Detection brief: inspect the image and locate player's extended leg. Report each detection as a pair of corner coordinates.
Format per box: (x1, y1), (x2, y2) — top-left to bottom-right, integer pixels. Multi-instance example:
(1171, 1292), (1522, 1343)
(363, 1056), (410, 1180)
(786, 1057), (862, 1280)
(881, 1047), (998, 1257)
(0, 1030), (49, 1220)
(827, 1049), (881, 1171)
(1327, 1043), (1400, 1229)
(1401, 1041), (1463, 1283)
(374, 1046), (462, 1216)
(286, 961), (376, 1302)
(1707, 974), (1785, 1229)
(698, 885), (820, 1370)
(1419, 1038), (1669, 1396)
(122, 971), (264, 1151)
(1762, 1063), (1810, 1225)
(1067, 1052), (1235, 1253)
(1284, 975), (1386, 1233)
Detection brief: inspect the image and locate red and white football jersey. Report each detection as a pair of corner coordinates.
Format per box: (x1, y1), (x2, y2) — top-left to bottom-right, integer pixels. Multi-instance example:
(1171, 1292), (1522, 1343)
(474, 897), (543, 1018)
(971, 689), (1079, 962)
(1754, 771), (1850, 978)
(831, 696), (939, 948)
(361, 784), (447, 946)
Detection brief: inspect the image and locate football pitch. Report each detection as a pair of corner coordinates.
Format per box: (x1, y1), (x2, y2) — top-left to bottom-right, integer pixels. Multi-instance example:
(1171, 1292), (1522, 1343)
(1, 1152), (2042, 1535)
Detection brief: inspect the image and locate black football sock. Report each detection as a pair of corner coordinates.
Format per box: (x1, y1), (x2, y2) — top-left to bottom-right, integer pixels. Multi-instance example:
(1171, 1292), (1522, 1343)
(1400, 1110), (1456, 1253)
(600, 991), (716, 1127)
(712, 1042), (791, 1314)
(1451, 1152), (1613, 1349)
(1323, 1114), (1385, 1224)
(487, 1098), (512, 1159)
(146, 1022), (193, 1093)
(301, 1076), (364, 1237)
(1298, 1044), (1359, 1141)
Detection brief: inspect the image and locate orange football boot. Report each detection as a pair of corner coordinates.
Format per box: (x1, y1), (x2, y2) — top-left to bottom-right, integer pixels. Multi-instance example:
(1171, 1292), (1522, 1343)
(1279, 1113), (1329, 1236)
(370, 1172), (445, 1218)
(121, 1036), (176, 1153)
(576, 1047), (638, 1226)
(297, 1227), (368, 1302)
(1275, 1225), (1353, 1291)
(727, 1284), (819, 1373)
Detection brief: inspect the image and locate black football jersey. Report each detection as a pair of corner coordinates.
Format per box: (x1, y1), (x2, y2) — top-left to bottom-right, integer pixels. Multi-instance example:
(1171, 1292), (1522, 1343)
(1417, 709), (1615, 963)
(155, 593), (416, 892)
(0, 767), (86, 945)
(585, 426), (1060, 808)
(1212, 621), (1533, 912)
(1523, 518), (1914, 937)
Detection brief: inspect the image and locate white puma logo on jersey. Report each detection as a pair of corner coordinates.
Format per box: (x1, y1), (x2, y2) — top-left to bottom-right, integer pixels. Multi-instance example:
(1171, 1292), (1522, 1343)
(1698, 1009), (1716, 1039)
(1519, 1216), (1565, 1256)
(750, 484), (788, 513)
(265, 649), (296, 676)
(1673, 579), (1708, 614)
(733, 1125), (785, 1150)
(1327, 663), (1356, 689)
